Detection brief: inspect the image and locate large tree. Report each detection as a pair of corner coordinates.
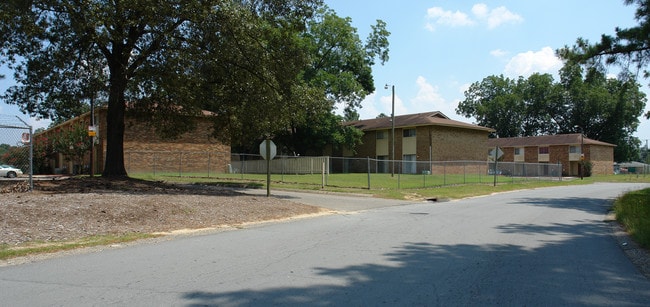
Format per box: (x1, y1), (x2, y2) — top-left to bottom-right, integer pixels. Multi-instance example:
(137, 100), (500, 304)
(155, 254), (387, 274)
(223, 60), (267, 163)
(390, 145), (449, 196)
(227, 6), (390, 155)
(457, 62), (646, 161)
(0, 0), (322, 177)
(275, 7), (389, 155)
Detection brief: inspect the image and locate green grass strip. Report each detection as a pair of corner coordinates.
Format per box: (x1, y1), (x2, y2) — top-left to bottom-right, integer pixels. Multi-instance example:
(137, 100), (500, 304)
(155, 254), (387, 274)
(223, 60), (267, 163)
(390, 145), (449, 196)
(614, 188), (650, 248)
(0, 233), (159, 261)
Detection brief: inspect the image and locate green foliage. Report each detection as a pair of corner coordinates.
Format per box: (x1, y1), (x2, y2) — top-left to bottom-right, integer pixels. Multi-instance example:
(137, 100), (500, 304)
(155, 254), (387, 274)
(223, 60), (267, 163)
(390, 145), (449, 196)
(457, 75), (525, 137)
(275, 112), (364, 155)
(457, 62), (646, 161)
(614, 188), (650, 248)
(0, 0), (327, 177)
(50, 123), (92, 174)
(0, 0), (388, 175)
(583, 160), (593, 177)
(0, 143), (9, 158)
(560, 0), (650, 120)
(226, 5), (389, 154)
(302, 7), (389, 117)
(32, 134), (55, 174)
(273, 7), (389, 154)
(0, 145), (28, 171)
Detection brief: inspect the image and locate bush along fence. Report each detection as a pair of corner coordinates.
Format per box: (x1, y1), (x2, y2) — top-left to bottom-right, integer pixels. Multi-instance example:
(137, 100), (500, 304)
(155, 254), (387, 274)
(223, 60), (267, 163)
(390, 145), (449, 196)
(125, 151), (563, 190)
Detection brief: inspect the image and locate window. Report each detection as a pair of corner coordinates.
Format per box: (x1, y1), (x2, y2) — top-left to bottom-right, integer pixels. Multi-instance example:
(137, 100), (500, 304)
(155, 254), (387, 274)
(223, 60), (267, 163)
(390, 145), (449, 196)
(402, 154), (417, 174)
(570, 146), (581, 154)
(403, 128), (416, 137)
(514, 148), (523, 155)
(376, 131), (385, 139)
(539, 147), (549, 154)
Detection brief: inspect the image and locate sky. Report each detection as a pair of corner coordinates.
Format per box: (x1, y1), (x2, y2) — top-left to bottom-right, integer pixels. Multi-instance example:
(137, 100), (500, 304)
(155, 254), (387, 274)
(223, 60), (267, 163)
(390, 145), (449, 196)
(0, 0), (649, 146)
(325, 0), (650, 145)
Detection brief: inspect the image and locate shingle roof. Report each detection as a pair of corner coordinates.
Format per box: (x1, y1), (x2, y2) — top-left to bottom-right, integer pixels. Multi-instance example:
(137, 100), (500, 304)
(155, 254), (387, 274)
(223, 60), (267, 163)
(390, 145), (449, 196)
(344, 111), (494, 132)
(487, 134), (616, 147)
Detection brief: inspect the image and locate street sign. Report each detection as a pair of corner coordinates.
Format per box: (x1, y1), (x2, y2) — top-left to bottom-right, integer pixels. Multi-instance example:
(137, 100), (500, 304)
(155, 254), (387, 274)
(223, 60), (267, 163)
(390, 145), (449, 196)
(260, 140), (277, 160)
(488, 147), (504, 160)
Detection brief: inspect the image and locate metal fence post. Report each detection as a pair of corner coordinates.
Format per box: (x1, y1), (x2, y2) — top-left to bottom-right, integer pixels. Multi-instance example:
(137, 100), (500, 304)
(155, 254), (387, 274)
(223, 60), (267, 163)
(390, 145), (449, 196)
(367, 157), (371, 190)
(398, 160), (401, 189)
(443, 161), (447, 185)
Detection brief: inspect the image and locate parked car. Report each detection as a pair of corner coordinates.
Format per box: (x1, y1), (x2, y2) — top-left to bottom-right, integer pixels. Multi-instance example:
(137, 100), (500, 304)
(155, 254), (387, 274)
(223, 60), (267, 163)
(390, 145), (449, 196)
(0, 165), (23, 178)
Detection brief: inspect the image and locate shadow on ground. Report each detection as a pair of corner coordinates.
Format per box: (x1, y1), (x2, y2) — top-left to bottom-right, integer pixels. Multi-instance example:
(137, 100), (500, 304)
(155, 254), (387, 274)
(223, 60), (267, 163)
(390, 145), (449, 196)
(181, 221), (650, 306)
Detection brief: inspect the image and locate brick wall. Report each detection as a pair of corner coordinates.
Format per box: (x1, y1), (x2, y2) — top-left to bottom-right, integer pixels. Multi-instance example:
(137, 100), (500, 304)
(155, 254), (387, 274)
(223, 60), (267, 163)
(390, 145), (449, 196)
(549, 145), (569, 175)
(589, 145), (614, 175)
(494, 143), (613, 176)
(428, 126), (490, 161)
(356, 131), (378, 158)
(524, 146), (538, 163)
(349, 125), (490, 174)
(37, 108), (231, 175)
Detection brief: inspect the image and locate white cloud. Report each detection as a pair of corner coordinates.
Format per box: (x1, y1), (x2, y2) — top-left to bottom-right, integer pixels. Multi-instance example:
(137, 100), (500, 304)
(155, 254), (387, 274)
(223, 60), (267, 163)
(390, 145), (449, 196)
(411, 76), (446, 111)
(478, 5), (524, 29)
(356, 93), (379, 119)
(355, 91), (405, 120)
(471, 3), (489, 18)
(381, 92), (406, 116)
(490, 49), (508, 57)
(426, 4), (522, 31)
(504, 47), (563, 78)
(425, 7), (475, 31)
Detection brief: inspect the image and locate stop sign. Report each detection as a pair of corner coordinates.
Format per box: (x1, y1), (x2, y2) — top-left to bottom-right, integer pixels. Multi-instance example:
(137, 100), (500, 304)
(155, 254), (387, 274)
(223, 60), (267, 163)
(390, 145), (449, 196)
(259, 140), (277, 160)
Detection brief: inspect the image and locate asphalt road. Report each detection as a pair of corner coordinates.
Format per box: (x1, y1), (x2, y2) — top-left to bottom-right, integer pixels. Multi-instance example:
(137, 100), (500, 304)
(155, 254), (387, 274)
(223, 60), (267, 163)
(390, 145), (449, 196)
(2, 182), (650, 306)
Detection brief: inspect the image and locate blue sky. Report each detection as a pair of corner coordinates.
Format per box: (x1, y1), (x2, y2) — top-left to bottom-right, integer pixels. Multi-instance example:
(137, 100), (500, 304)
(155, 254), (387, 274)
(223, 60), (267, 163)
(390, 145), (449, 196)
(0, 0), (649, 145)
(326, 0), (650, 144)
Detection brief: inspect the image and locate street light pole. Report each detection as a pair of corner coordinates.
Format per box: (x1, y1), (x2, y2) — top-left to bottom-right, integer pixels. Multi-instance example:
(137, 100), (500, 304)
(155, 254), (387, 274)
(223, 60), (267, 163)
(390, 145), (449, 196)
(575, 125), (584, 180)
(385, 84), (395, 177)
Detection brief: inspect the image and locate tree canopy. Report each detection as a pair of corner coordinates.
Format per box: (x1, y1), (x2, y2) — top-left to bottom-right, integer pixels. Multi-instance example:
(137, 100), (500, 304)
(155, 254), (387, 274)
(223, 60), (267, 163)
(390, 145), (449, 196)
(560, 0), (650, 120)
(272, 7), (390, 155)
(0, 1), (387, 176)
(457, 61), (646, 162)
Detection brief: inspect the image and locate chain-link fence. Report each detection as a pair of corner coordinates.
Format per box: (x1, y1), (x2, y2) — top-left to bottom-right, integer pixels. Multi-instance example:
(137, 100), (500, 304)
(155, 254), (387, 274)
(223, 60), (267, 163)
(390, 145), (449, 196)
(127, 151), (562, 190)
(0, 114), (33, 190)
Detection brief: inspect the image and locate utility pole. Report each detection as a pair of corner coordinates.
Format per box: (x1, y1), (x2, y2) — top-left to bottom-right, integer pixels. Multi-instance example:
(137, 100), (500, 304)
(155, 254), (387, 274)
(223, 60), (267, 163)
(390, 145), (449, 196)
(385, 84), (395, 177)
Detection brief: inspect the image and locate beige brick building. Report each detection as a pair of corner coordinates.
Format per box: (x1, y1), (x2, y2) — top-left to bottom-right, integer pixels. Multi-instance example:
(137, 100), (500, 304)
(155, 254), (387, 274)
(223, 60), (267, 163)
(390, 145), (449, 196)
(37, 108), (230, 175)
(487, 134), (615, 176)
(343, 112), (494, 174)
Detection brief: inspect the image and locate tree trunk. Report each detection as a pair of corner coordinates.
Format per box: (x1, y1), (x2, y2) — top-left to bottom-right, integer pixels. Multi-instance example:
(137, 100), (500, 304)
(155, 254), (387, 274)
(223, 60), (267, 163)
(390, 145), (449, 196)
(102, 72), (128, 178)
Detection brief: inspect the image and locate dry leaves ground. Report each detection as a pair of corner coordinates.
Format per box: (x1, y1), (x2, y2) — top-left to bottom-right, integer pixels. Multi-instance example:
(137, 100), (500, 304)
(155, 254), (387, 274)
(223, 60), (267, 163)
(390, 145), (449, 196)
(0, 177), (325, 246)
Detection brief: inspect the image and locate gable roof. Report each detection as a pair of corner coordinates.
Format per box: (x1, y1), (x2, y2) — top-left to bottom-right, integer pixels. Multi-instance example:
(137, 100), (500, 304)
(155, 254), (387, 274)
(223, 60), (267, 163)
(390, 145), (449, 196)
(344, 111), (494, 132)
(487, 134), (616, 147)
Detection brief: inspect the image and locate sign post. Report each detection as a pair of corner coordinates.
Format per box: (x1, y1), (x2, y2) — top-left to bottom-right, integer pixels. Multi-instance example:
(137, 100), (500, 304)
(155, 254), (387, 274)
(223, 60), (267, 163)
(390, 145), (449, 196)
(492, 146), (503, 187)
(260, 139), (276, 197)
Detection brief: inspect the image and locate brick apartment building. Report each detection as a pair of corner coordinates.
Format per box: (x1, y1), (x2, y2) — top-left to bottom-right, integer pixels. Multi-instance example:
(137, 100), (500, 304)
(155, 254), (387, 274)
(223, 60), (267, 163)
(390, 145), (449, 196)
(343, 111), (494, 173)
(487, 134), (615, 176)
(36, 107), (230, 175)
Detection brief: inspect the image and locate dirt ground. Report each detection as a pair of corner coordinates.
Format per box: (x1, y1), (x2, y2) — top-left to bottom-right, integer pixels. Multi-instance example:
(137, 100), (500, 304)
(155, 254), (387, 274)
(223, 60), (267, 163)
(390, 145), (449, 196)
(0, 177), (326, 246)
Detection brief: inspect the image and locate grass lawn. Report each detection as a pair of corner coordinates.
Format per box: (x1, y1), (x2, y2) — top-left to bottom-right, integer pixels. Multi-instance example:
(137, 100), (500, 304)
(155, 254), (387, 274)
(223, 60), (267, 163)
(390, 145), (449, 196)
(130, 172), (650, 200)
(614, 188), (650, 248)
